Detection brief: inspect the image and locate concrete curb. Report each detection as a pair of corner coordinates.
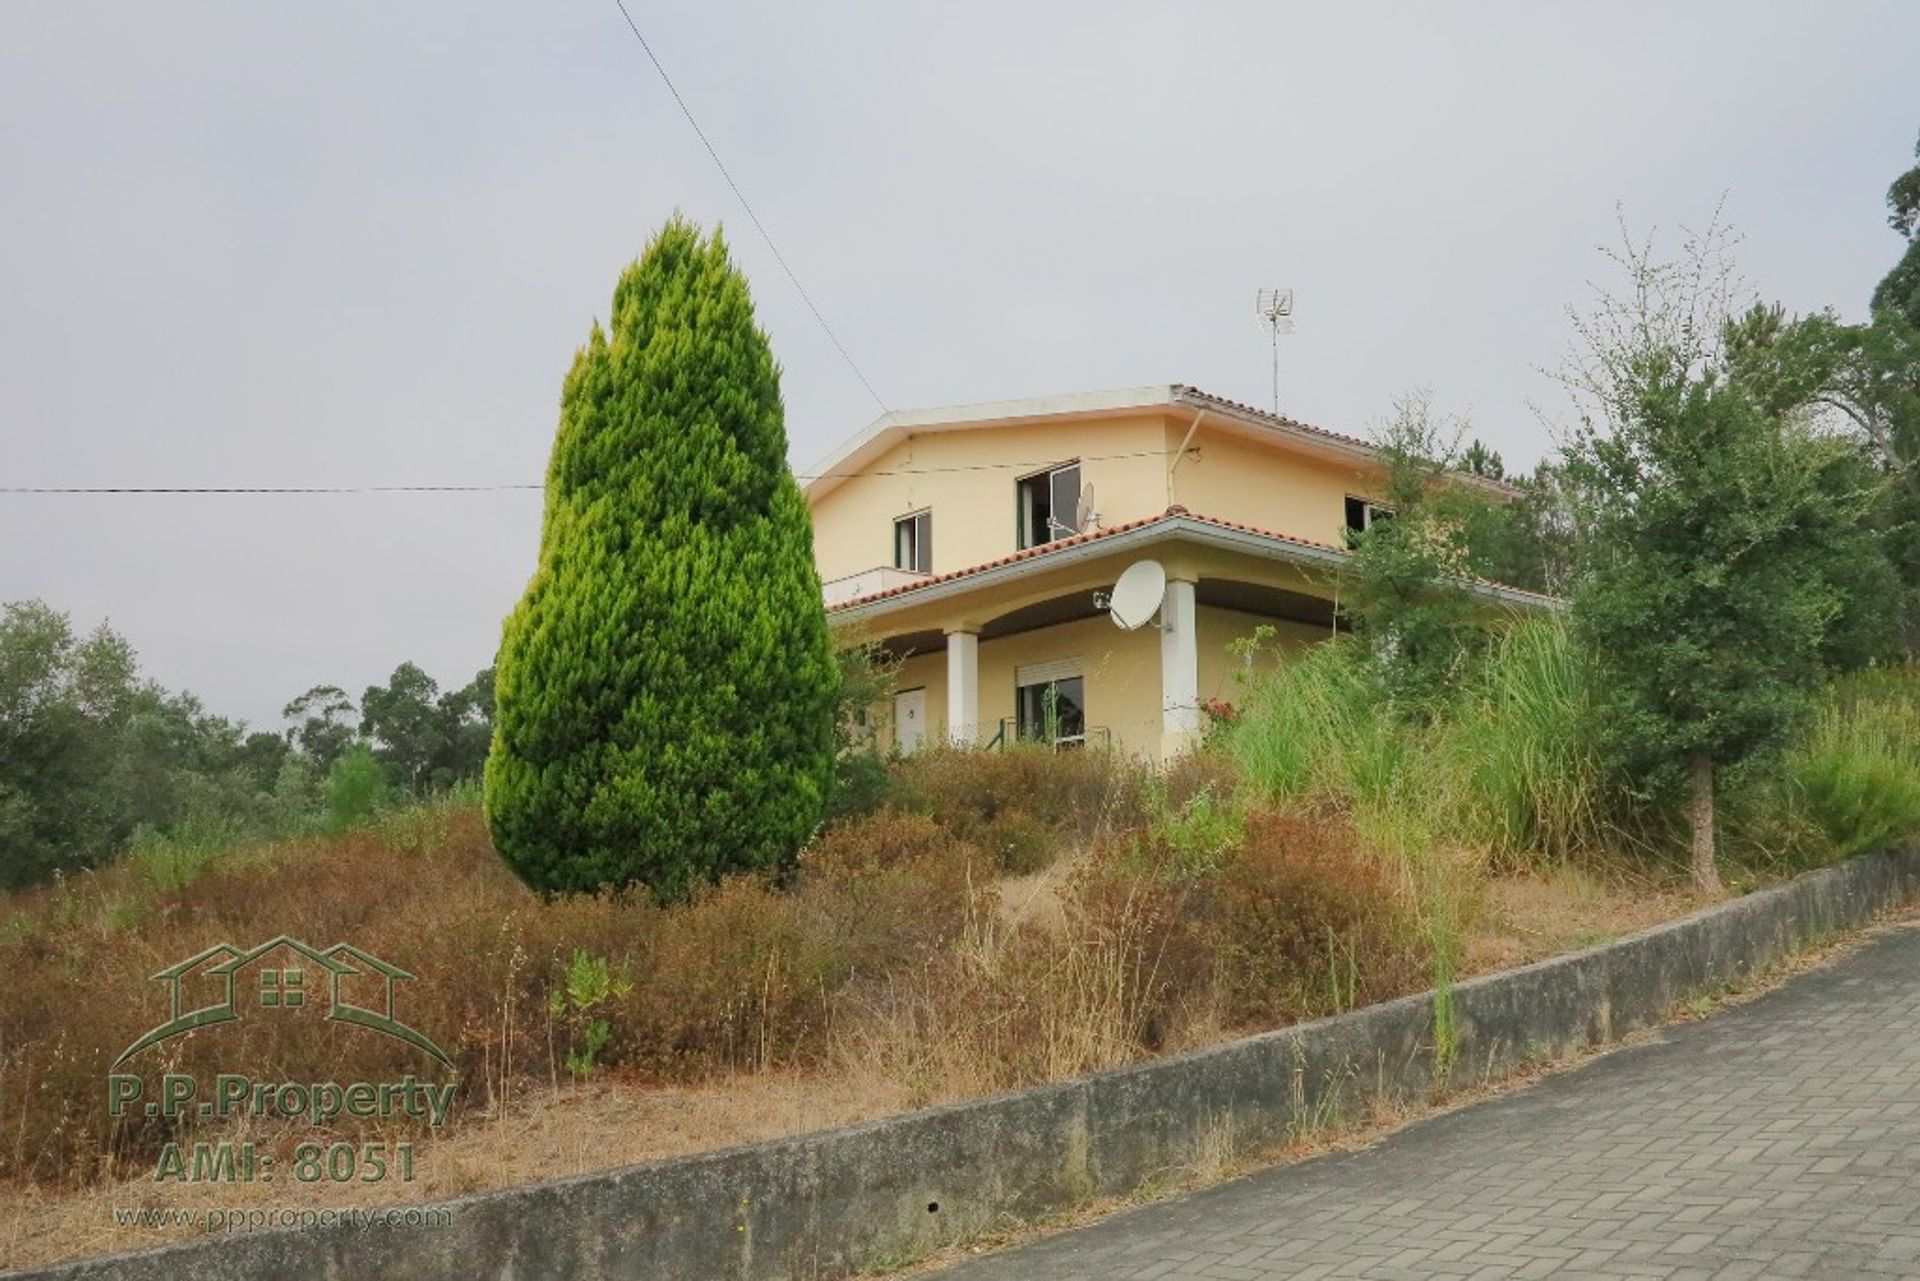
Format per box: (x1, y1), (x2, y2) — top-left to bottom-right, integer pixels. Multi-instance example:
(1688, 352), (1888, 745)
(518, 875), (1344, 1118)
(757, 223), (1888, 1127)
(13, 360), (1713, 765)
(18, 846), (1920, 1281)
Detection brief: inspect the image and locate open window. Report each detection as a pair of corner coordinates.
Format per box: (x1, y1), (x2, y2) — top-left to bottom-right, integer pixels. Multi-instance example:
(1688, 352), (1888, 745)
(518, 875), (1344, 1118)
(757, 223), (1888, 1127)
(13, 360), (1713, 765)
(1014, 660), (1085, 749)
(1344, 495), (1393, 534)
(1016, 462), (1082, 550)
(893, 509), (932, 574)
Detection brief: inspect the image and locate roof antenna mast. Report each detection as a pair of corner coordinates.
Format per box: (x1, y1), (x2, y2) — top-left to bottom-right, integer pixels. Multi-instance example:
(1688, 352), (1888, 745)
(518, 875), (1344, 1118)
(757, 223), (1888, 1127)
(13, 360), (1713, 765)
(1255, 288), (1295, 414)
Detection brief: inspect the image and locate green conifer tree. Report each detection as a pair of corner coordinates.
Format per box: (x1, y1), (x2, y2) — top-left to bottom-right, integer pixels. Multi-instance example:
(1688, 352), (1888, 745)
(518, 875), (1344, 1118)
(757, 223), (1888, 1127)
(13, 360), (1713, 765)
(485, 219), (837, 899)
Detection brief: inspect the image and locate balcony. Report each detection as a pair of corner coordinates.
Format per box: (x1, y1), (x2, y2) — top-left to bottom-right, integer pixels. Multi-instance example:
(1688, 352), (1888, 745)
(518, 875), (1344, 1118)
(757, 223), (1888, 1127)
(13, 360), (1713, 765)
(820, 565), (932, 607)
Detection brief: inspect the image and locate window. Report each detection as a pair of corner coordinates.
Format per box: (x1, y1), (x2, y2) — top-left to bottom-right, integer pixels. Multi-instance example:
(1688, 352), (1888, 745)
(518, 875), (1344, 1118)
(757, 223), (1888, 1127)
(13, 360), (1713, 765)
(1016, 462), (1082, 549)
(1344, 495), (1393, 534)
(894, 510), (932, 573)
(1015, 661), (1085, 749)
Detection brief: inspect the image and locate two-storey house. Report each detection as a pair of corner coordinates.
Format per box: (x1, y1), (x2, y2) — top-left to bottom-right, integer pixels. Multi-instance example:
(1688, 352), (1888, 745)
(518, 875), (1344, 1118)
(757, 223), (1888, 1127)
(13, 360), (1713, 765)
(807, 384), (1549, 760)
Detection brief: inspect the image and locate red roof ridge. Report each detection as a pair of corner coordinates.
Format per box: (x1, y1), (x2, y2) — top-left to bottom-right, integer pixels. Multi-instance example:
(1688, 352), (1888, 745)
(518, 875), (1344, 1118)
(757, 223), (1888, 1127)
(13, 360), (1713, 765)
(1172, 385), (1377, 453)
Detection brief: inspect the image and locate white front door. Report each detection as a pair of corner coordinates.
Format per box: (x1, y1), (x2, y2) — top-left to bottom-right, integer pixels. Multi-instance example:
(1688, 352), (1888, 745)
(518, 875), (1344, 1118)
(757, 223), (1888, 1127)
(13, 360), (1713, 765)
(894, 688), (927, 755)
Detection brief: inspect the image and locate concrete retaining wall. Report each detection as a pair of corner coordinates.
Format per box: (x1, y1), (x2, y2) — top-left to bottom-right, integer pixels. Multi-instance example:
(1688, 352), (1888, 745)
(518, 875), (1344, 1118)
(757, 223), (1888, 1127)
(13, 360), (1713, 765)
(22, 846), (1920, 1281)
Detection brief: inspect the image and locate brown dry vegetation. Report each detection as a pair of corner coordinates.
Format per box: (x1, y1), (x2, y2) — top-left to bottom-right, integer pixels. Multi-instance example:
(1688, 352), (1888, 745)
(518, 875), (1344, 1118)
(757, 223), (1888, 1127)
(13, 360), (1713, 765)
(0, 746), (1720, 1270)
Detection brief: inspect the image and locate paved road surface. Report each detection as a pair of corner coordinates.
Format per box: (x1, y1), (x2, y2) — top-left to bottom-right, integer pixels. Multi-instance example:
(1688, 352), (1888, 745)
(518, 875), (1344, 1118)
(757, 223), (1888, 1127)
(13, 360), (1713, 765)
(934, 919), (1920, 1280)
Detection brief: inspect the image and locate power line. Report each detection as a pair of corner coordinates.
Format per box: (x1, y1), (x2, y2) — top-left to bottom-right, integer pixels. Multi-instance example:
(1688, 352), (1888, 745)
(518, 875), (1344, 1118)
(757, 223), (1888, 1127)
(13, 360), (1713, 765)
(2, 448), (1198, 495)
(607, 0), (891, 418)
(11, 16), (902, 507)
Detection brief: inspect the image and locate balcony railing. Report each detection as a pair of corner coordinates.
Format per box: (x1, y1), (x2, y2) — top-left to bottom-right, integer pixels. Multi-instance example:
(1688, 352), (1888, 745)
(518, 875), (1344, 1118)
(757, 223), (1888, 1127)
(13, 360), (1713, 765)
(820, 565), (931, 607)
(983, 719), (1112, 753)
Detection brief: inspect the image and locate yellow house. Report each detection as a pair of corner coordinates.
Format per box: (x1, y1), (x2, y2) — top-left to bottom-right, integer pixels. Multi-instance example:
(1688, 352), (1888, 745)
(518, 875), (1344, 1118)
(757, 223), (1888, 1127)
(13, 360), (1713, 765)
(806, 384), (1550, 760)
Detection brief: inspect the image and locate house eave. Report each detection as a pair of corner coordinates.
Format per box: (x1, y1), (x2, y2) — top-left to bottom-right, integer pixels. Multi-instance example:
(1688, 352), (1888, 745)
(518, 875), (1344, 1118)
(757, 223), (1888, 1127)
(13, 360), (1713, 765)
(826, 513), (1559, 626)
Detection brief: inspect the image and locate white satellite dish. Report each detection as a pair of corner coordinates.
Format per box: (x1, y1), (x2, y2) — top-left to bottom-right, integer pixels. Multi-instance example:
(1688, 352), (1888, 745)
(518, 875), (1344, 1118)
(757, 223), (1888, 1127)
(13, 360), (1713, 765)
(1108, 559), (1167, 631)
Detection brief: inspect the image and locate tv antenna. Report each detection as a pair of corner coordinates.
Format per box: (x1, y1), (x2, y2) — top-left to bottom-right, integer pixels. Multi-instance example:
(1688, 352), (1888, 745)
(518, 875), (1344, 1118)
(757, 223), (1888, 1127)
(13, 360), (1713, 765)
(1255, 288), (1295, 414)
(1045, 481), (1099, 540)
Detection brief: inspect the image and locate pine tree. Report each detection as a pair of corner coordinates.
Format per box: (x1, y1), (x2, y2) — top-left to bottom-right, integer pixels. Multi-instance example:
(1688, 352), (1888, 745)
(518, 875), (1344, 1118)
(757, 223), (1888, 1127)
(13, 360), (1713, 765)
(485, 219), (837, 899)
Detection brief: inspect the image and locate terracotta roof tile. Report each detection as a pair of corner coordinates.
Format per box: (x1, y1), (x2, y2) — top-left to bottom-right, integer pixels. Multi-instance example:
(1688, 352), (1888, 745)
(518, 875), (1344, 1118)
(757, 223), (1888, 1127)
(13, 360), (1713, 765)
(1172, 385), (1379, 453)
(826, 507), (1345, 612)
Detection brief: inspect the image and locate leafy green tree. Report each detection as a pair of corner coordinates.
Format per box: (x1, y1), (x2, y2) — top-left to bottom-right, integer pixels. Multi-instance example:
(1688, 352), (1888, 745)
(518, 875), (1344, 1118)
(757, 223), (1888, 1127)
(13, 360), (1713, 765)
(323, 742), (389, 833)
(822, 629), (901, 824)
(1559, 218), (1881, 890)
(0, 601), (138, 886)
(1873, 131), (1920, 326)
(1340, 391), (1488, 715)
(1463, 460), (1579, 597)
(1718, 134), (1920, 650)
(359, 662), (496, 794)
(281, 684), (357, 773)
(1723, 303), (1909, 663)
(430, 666), (494, 790)
(1460, 438), (1506, 479)
(359, 662), (442, 791)
(485, 219), (838, 899)
(236, 731), (291, 794)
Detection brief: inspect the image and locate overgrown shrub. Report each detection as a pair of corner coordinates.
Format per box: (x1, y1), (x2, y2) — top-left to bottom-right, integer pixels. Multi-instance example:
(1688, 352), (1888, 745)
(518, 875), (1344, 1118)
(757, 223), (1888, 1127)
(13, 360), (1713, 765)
(1780, 668), (1920, 862)
(1451, 617), (1603, 862)
(323, 742), (389, 833)
(824, 631), (902, 825)
(126, 806), (252, 891)
(887, 744), (1147, 869)
(1228, 617), (1606, 867)
(1213, 814), (1426, 1025)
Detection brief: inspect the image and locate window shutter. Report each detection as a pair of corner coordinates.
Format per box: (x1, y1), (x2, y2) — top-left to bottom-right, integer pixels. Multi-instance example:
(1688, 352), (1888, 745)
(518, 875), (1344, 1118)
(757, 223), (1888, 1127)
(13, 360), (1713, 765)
(1014, 657), (1082, 687)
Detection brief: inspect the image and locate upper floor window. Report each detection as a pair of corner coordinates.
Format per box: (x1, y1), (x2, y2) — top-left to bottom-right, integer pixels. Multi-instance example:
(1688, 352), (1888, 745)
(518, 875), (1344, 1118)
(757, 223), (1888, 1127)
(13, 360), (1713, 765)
(1344, 495), (1393, 534)
(894, 509), (932, 574)
(1016, 461), (1083, 550)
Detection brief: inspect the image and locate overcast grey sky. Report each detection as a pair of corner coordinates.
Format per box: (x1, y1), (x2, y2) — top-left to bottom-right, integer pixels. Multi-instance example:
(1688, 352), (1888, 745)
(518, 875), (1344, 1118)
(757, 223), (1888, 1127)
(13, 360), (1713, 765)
(2, 2), (1915, 728)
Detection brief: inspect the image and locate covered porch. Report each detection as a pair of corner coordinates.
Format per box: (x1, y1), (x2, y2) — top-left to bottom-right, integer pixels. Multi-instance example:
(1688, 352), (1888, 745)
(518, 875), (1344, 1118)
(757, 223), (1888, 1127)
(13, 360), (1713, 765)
(828, 510), (1372, 760)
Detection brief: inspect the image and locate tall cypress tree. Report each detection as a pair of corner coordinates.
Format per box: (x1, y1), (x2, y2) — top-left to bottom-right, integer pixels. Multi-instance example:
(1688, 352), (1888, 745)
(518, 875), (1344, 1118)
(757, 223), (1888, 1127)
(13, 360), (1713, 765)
(485, 219), (837, 899)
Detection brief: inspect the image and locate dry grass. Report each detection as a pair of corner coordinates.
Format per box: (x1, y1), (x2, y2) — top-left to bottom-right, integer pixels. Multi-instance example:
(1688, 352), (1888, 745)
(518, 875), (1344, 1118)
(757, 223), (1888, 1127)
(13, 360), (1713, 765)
(1462, 863), (1715, 976)
(0, 749), (1733, 1272)
(1, 1070), (909, 1269)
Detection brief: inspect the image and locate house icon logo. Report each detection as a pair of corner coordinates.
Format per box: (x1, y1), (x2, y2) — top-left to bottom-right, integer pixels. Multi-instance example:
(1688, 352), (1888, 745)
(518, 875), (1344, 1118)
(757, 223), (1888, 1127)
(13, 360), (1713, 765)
(114, 935), (453, 1068)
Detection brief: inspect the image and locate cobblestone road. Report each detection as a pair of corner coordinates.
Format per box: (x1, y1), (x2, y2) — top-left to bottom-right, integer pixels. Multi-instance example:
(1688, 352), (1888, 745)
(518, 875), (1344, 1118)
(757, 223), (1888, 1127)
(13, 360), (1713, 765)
(934, 918), (1920, 1280)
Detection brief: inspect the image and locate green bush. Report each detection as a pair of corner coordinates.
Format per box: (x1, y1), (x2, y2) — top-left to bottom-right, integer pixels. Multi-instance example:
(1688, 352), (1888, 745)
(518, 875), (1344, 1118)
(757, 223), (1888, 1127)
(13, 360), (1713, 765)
(1121, 776), (1244, 880)
(323, 743), (390, 834)
(1228, 618), (1604, 868)
(1781, 670), (1920, 861)
(824, 751), (895, 827)
(128, 808), (251, 891)
(485, 218), (837, 900)
(1451, 617), (1603, 862)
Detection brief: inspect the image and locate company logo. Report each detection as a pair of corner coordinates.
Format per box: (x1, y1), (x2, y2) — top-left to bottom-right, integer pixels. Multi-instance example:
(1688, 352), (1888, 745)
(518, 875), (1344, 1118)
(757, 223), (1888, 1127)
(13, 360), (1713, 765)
(114, 935), (452, 1068)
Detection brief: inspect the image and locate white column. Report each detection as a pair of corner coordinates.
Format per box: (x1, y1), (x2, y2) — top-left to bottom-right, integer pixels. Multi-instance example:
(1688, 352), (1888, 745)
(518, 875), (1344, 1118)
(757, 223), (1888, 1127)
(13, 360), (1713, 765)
(946, 629), (980, 746)
(1160, 577), (1200, 754)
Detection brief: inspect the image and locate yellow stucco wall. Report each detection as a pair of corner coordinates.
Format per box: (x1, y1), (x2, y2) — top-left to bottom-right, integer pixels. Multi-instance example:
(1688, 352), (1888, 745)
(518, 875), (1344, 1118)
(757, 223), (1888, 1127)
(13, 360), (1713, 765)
(1170, 426), (1383, 549)
(877, 605), (1331, 759)
(882, 615), (1163, 754)
(1195, 607), (1328, 712)
(809, 414), (1177, 584)
(811, 410), (1392, 588)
